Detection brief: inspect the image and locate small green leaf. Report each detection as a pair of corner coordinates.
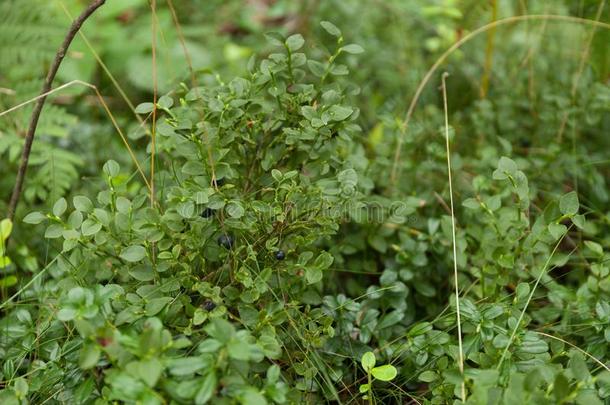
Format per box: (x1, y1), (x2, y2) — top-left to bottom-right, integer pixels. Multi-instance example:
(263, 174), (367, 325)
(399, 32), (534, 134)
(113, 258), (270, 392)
(314, 252), (334, 270)
(572, 214), (585, 229)
(361, 352), (376, 372)
(341, 44), (364, 54)
(79, 344), (101, 370)
(226, 201), (245, 218)
(14, 377), (28, 397)
(177, 201), (195, 218)
(584, 240), (603, 257)
(548, 223), (567, 240)
(462, 198), (480, 209)
(264, 32), (284, 46)
(553, 373), (570, 402)
(195, 372), (217, 404)
(73, 196), (93, 212)
(559, 191), (579, 216)
(116, 197), (131, 214)
(227, 339), (252, 360)
(81, 219), (102, 236)
(519, 334), (548, 354)
(418, 370), (438, 382)
(205, 318), (235, 343)
(182, 161), (204, 176)
(407, 322), (432, 337)
(68, 211), (83, 229)
(271, 169), (283, 182)
(0, 219), (12, 241)
(305, 267), (322, 284)
(45, 224), (64, 239)
(239, 388), (267, 405)
(493, 157), (517, 180)
(145, 297), (173, 316)
(193, 309), (207, 326)
(129, 266), (154, 281)
(286, 34), (305, 51)
(135, 102), (155, 114)
(195, 190), (211, 205)
(498, 157), (517, 173)
(198, 339), (223, 353)
(120, 245), (147, 262)
(23, 212), (46, 224)
(73, 378), (95, 403)
(267, 365), (280, 383)
(0, 276), (18, 287)
(57, 307), (78, 321)
(307, 60), (326, 77)
(53, 198), (67, 217)
(103, 160), (120, 177)
(327, 105), (353, 121)
(484, 195), (502, 211)
(569, 352), (590, 381)
(168, 357), (207, 376)
(157, 95), (173, 110)
(138, 358), (163, 387)
(515, 282), (530, 302)
(377, 310), (404, 329)
(320, 21), (341, 37)
(371, 364), (397, 381)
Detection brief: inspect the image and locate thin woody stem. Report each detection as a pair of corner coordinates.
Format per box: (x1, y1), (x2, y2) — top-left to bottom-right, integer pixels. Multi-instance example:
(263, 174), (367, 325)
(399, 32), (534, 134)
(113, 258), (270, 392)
(7, 0), (106, 221)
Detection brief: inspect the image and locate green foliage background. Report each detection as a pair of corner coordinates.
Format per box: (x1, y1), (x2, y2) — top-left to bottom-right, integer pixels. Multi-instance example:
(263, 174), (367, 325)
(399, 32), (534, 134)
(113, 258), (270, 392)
(0, 0), (609, 404)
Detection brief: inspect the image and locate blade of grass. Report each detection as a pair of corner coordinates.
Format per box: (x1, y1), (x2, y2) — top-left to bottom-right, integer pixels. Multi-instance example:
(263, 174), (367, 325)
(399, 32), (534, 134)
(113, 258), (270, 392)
(556, 0), (606, 143)
(56, 0), (148, 132)
(497, 228), (570, 370)
(390, 14), (610, 187)
(535, 331), (610, 373)
(0, 256), (58, 311)
(441, 72), (466, 402)
(480, 0), (497, 98)
(166, 0), (196, 86)
(150, 0), (158, 207)
(0, 80), (151, 191)
(165, 0), (219, 190)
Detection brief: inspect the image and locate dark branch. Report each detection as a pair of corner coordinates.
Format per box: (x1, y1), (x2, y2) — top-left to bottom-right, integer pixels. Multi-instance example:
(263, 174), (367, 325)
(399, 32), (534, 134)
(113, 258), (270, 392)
(7, 0), (106, 221)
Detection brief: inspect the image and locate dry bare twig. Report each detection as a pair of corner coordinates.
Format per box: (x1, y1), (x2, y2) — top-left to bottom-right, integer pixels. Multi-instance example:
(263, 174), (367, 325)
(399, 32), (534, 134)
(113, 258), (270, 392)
(7, 0), (106, 221)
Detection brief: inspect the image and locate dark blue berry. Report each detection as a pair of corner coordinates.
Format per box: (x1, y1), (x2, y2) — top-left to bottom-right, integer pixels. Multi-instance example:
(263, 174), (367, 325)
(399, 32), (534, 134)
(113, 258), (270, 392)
(201, 207), (215, 218)
(519, 138), (531, 148)
(217, 234), (234, 249)
(212, 177), (226, 187)
(275, 250), (285, 260)
(203, 300), (216, 311)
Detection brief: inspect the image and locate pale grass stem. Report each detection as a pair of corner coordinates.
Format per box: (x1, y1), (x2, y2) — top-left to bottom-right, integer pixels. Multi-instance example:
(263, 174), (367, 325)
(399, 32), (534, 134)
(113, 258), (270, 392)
(535, 331), (610, 373)
(441, 72), (466, 402)
(497, 230), (569, 370)
(165, 0), (219, 190)
(150, 0), (158, 207)
(0, 80), (151, 191)
(556, 0), (606, 144)
(479, 0), (497, 99)
(57, 1), (147, 130)
(390, 14), (610, 187)
(0, 256), (58, 311)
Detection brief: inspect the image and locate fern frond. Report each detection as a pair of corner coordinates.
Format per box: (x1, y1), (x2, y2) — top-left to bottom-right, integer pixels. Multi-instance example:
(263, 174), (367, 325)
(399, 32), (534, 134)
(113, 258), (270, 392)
(0, 1), (64, 82)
